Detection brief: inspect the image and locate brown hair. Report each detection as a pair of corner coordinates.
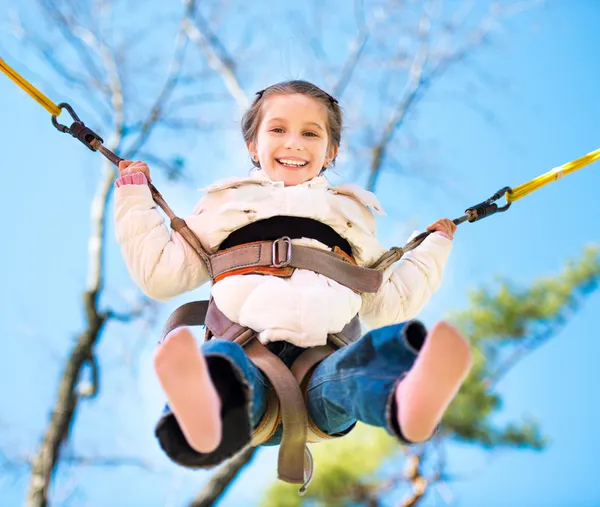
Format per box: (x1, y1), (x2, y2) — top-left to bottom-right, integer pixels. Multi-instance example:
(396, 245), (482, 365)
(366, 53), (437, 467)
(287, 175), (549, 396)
(241, 80), (343, 169)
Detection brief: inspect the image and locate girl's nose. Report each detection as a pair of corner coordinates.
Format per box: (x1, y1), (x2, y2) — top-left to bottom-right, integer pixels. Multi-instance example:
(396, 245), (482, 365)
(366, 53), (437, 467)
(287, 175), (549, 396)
(284, 133), (304, 150)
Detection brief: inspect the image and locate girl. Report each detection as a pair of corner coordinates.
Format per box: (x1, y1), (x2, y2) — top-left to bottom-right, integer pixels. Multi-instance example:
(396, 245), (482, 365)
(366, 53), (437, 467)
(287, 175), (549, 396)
(114, 80), (472, 477)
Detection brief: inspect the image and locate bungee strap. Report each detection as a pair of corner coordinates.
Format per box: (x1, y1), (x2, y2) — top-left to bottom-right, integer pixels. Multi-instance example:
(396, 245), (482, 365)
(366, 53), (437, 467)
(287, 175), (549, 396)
(506, 149), (600, 202)
(0, 57), (61, 116)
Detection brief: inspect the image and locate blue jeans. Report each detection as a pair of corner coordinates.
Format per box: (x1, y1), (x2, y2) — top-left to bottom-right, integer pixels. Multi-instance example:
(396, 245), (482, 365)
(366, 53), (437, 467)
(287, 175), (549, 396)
(155, 321), (426, 469)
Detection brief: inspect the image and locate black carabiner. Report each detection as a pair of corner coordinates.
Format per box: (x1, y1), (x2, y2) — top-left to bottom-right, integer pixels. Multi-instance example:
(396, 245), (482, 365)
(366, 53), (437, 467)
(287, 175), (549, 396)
(51, 102), (104, 151)
(465, 186), (512, 222)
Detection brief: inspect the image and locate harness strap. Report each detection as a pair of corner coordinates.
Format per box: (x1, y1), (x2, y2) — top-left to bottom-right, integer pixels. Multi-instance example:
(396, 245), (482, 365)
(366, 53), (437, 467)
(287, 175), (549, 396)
(210, 238), (383, 293)
(243, 340), (311, 488)
(170, 217), (214, 276)
(327, 313), (362, 348)
(161, 300), (359, 492)
(289, 345), (343, 445)
(161, 300), (210, 338)
(203, 301), (310, 487)
(290, 345), (334, 383)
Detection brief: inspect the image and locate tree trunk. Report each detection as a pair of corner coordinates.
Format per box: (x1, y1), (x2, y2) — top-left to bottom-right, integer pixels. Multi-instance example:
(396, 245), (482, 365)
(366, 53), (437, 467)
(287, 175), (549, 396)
(25, 161), (115, 507)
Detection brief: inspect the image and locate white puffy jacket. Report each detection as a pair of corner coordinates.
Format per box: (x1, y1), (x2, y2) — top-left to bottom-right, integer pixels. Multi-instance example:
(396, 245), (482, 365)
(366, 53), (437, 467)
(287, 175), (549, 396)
(114, 169), (453, 347)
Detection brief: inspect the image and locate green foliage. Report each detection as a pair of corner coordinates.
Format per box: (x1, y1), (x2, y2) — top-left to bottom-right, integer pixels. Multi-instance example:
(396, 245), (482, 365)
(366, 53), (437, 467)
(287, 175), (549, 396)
(261, 424), (397, 507)
(444, 245), (599, 449)
(453, 246), (600, 347)
(261, 245), (600, 506)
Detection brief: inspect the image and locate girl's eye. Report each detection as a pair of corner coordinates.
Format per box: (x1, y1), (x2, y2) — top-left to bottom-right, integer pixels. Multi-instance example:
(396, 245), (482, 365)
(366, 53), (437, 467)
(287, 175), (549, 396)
(270, 128), (284, 133)
(304, 132), (318, 137)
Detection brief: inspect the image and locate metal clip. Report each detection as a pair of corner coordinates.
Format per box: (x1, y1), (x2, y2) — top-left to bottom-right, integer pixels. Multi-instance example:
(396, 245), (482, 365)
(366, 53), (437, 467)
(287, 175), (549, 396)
(272, 237), (292, 267)
(51, 102), (104, 151)
(465, 186), (512, 223)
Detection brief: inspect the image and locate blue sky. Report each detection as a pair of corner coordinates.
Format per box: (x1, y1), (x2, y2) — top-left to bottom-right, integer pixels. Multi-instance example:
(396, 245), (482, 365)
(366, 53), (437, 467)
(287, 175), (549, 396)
(1, 1), (599, 506)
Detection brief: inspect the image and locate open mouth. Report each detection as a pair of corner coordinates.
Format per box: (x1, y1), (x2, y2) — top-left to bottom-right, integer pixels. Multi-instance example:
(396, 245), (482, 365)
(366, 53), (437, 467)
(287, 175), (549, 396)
(276, 158), (309, 169)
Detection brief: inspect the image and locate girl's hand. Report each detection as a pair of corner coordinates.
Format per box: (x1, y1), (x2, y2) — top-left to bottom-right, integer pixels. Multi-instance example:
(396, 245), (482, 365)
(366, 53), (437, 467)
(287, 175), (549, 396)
(426, 218), (456, 240)
(119, 160), (151, 182)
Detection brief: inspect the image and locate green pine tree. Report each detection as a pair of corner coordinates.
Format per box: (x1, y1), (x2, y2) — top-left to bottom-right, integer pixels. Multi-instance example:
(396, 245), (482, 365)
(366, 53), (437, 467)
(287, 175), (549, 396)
(262, 245), (600, 507)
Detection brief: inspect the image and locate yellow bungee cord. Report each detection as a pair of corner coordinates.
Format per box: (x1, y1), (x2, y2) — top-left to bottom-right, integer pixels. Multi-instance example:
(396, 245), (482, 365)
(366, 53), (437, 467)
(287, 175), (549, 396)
(1, 57), (62, 116)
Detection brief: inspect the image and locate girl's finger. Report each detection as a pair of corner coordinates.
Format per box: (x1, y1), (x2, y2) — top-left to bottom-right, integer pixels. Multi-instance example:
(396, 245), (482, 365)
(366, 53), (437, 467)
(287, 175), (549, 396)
(125, 161), (143, 171)
(129, 162), (151, 181)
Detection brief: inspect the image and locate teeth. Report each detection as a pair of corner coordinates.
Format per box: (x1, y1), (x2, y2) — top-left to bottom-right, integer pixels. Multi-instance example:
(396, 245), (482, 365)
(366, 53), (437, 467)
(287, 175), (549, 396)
(278, 159), (308, 167)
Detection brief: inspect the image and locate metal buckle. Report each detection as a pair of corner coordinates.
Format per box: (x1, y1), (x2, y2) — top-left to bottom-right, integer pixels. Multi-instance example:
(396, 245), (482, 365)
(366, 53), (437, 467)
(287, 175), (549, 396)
(272, 237), (292, 268)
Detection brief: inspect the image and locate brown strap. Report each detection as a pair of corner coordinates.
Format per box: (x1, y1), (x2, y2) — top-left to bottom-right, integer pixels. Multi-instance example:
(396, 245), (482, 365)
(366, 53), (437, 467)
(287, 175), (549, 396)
(204, 301), (310, 487)
(368, 246), (404, 271)
(289, 345), (339, 450)
(290, 345), (335, 386)
(167, 215), (404, 290)
(203, 300), (258, 347)
(209, 239), (383, 293)
(328, 314), (362, 348)
(244, 340), (309, 486)
(160, 300), (209, 340)
(204, 299), (246, 341)
(170, 217), (213, 277)
(162, 300), (359, 492)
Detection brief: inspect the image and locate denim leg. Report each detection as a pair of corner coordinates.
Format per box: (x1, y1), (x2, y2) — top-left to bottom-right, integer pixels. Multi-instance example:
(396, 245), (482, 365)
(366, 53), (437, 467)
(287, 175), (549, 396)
(306, 321), (425, 440)
(200, 338), (269, 428)
(155, 338), (269, 468)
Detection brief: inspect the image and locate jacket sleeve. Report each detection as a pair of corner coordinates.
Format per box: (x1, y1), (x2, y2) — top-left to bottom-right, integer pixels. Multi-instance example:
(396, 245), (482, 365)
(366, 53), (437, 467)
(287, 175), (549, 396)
(359, 232), (452, 329)
(113, 183), (210, 301)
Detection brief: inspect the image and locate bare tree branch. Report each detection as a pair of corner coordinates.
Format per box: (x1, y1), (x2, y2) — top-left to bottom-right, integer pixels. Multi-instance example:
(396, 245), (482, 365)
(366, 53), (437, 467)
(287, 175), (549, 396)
(188, 446), (256, 507)
(123, 15), (190, 158)
(332, 29), (370, 99)
(25, 2), (127, 504)
(78, 352), (100, 399)
(400, 449), (428, 507)
(367, 1), (432, 191)
(104, 294), (155, 324)
(32, 0), (126, 136)
(105, 308), (147, 324)
(166, 92), (231, 114)
(26, 289), (108, 506)
(38, 0), (107, 87)
(184, 0), (249, 110)
(365, 0), (529, 191)
(25, 123), (119, 506)
(19, 0), (226, 501)
(62, 454), (154, 470)
(331, 0), (370, 98)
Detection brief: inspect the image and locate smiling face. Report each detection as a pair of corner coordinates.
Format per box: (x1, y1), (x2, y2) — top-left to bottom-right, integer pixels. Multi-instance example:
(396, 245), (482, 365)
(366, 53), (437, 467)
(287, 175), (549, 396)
(247, 93), (338, 186)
